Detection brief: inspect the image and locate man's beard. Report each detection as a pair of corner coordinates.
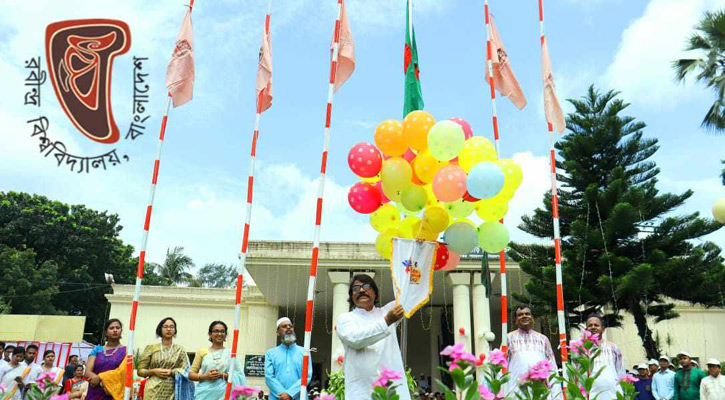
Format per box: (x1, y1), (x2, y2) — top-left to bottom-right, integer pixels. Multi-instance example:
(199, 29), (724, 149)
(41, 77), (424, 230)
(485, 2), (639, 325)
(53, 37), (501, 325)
(282, 333), (296, 344)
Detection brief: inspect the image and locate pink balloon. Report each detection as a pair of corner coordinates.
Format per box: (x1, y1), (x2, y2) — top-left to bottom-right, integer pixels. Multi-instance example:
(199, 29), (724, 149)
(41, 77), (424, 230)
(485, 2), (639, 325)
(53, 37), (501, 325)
(402, 148), (416, 163)
(348, 182), (382, 214)
(348, 143), (383, 178)
(441, 250), (460, 271)
(432, 165), (467, 202)
(375, 180), (390, 203)
(450, 118), (473, 139)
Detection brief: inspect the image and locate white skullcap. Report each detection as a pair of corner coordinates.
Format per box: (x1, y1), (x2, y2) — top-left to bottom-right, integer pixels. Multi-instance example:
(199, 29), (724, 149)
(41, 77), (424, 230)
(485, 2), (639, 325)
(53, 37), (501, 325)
(276, 317), (292, 329)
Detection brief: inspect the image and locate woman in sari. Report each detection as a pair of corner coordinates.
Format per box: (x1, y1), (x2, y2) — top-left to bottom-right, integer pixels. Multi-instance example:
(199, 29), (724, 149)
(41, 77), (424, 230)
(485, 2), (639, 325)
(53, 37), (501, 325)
(189, 321), (246, 400)
(64, 365), (89, 400)
(86, 319), (127, 400)
(0, 347), (31, 400)
(587, 314), (625, 400)
(137, 317), (189, 400)
(36, 350), (65, 392)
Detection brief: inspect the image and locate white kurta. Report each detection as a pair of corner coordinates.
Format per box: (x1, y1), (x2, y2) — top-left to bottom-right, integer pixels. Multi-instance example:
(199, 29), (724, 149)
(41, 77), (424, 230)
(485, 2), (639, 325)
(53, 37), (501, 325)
(336, 302), (410, 400)
(590, 341), (625, 400)
(0, 363), (30, 400)
(701, 374), (725, 400)
(506, 329), (562, 399)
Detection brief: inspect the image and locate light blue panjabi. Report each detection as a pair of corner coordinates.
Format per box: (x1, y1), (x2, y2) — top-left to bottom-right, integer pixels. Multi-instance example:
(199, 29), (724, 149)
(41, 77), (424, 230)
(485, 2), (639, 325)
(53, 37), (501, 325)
(264, 343), (312, 400)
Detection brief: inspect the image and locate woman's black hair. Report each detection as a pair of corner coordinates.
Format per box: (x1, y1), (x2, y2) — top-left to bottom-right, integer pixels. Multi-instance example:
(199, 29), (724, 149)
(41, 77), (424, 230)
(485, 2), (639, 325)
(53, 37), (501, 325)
(586, 313), (606, 327)
(12, 346), (24, 356)
(207, 321), (228, 342)
(155, 317), (178, 338)
(347, 274), (380, 310)
(74, 364), (84, 372)
(104, 318), (123, 332)
(43, 349), (55, 358)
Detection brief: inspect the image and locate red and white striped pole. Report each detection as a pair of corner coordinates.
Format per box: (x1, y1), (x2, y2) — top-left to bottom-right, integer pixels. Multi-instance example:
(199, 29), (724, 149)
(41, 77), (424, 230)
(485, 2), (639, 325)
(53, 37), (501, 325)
(123, 94), (173, 400)
(300, 2), (343, 399)
(483, 0), (509, 360)
(223, 4), (272, 400)
(538, 0), (569, 379)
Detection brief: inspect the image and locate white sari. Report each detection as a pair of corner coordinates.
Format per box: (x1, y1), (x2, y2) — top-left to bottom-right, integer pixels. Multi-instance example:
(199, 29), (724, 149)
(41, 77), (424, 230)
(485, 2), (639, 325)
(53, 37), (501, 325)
(0, 363), (31, 400)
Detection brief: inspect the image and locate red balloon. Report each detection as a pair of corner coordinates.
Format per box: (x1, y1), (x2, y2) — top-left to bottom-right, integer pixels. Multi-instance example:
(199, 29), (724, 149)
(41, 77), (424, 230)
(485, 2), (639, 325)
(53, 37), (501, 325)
(348, 182), (382, 214)
(441, 250), (460, 271)
(462, 191), (481, 202)
(450, 118), (473, 139)
(434, 244), (450, 270)
(375, 181), (390, 203)
(348, 143), (383, 178)
(459, 327), (466, 336)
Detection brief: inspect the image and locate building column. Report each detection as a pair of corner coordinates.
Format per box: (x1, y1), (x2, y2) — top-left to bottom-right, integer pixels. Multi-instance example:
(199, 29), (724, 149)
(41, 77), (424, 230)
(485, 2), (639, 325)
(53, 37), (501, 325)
(472, 272), (495, 358)
(329, 271), (351, 373)
(447, 272), (472, 353)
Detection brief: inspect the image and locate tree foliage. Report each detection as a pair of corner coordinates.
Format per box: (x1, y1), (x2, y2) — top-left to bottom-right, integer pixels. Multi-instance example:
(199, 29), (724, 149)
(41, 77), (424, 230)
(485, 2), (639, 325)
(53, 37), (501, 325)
(509, 87), (724, 359)
(197, 263), (237, 288)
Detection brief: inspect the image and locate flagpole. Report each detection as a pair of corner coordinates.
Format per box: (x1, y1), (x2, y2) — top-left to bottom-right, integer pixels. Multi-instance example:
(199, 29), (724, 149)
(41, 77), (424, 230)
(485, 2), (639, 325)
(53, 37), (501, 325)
(123, 95), (173, 400)
(300, 2), (343, 399)
(483, 0), (509, 362)
(222, 1), (272, 398)
(538, 0), (569, 374)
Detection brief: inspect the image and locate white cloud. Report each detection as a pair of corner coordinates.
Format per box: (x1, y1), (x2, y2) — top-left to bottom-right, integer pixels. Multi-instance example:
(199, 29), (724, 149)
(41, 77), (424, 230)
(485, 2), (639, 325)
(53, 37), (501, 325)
(604, 0), (725, 109)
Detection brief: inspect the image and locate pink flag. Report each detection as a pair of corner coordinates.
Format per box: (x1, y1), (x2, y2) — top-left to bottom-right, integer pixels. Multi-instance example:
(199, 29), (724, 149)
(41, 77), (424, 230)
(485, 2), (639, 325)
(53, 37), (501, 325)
(542, 40), (565, 133)
(256, 15), (273, 112)
(488, 16), (526, 110)
(166, 8), (194, 108)
(332, 0), (355, 92)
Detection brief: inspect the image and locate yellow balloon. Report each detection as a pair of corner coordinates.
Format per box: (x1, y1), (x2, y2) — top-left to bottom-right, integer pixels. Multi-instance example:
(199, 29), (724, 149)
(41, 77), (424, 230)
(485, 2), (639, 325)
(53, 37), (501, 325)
(360, 173), (381, 183)
(382, 183), (403, 202)
(458, 137), (497, 172)
(403, 110), (436, 151)
(381, 158), (412, 192)
(375, 228), (399, 259)
(475, 198), (509, 222)
(423, 206), (450, 233)
(443, 199), (476, 219)
(412, 220), (439, 241)
(370, 203), (400, 232)
(396, 201), (419, 216)
(498, 158), (523, 188)
(414, 150), (448, 184)
(401, 185), (428, 212)
(423, 184), (440, 208)
(374, 120), (407, 157)
(400, 216), (422, 238)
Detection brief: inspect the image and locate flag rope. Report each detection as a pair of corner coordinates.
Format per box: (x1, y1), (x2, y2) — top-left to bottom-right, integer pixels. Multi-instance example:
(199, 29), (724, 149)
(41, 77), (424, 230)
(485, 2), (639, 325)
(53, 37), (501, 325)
(123, 95), (173, 400)
(223, 1), (271, 398)
(538, 0), (570, 388)
(300, 1), (343, 399)
(483, 0), (509, 362)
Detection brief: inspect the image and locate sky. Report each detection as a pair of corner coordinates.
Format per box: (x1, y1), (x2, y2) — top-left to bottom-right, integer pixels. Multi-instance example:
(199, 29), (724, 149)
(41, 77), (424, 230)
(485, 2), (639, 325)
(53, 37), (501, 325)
(0, 0), (723, 271)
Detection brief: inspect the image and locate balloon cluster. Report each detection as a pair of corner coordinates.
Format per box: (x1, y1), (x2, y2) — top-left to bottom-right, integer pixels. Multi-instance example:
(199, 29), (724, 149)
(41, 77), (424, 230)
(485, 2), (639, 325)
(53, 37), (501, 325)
(347, 111), (523, 270)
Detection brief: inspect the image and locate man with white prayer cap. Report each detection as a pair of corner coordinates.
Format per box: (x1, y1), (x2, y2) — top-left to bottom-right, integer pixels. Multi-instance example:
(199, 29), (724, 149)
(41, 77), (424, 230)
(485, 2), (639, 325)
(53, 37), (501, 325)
(653, 355), (676, 400)
(701, 359), (724, 400)
(264, 317), (312, 400)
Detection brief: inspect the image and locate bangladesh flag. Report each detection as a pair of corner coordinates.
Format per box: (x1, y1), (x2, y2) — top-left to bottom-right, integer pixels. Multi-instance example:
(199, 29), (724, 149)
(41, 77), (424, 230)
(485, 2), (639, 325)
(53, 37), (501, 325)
(404, 0), (424, 116)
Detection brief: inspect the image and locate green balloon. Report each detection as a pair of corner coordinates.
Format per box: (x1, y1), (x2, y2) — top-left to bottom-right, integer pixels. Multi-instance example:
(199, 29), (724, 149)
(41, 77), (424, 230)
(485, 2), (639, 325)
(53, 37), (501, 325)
(477, 221), (510, 253)
(401, 185), (428, 212)
(427, 120), (465, 161)
(444, 199), (476, 219)
(395, 201), (419, 217)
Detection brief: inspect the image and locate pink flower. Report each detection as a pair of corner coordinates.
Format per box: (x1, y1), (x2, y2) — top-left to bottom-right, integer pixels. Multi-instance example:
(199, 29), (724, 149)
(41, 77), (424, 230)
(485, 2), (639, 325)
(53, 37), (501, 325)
(231, 385), (261, 400)
(50, 395), (69, 400)
(583, 331), (600, 346)
(569, 339), (590, 356)
(619, 375), (639, 384)
(372, 367), (402, 388)
(319, 395), (336, 400)
(440, 343), (477, 365)
(521, 360), (553, 382)
(0, 384), (6, 392)
(448, 362), (460, 372)
(478, 384), (504, 400)
(488, 349), (509, 369)
(36, 372), (56, 389)
(578, 385), (588, 397)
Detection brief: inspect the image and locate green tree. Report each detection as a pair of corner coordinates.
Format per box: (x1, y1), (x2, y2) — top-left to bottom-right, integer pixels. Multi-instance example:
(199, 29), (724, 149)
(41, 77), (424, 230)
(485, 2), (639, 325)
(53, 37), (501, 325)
(0, 245), (59, 314)
(154, 246), (194, 285)
(0, 192), (136, 340)
(197, 263), (237, 288)
(674, 9), (725, 132)
(509, 87), (724, 359)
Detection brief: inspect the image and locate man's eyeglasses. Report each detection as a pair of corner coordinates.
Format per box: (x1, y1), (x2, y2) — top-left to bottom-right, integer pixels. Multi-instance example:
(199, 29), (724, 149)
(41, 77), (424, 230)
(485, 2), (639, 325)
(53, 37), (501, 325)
(351, 283), (373, 292)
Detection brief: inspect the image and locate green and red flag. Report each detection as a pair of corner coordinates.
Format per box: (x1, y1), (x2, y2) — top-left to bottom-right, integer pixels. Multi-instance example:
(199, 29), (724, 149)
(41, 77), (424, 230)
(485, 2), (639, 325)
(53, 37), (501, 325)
(404, 0), (424, 116)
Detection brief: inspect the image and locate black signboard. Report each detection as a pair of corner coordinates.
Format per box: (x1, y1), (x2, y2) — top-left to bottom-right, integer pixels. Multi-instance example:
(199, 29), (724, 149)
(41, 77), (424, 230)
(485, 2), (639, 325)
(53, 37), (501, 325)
(244, 354), (265, 377)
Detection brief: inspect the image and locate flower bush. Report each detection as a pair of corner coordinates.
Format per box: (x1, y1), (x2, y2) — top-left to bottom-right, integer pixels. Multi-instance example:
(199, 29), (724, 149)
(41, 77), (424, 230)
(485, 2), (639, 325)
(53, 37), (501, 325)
(231, 385), (261, 400)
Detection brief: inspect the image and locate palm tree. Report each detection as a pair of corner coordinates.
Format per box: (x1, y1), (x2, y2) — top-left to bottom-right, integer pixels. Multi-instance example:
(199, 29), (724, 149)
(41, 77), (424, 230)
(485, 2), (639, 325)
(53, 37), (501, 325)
(674, 9), (725, 133)
(157, 246), (194, 285)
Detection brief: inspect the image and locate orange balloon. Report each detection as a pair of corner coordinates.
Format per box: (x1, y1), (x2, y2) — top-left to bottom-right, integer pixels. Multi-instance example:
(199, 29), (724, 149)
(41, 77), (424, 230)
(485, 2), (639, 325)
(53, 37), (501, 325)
(413, 150), (448, 184)
(374, 120), (407, 157)
(403, 110), (436, 151)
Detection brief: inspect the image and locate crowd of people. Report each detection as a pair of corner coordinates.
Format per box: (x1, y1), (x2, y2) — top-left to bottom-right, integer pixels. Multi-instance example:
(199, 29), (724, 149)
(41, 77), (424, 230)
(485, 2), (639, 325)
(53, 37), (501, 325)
(0, 274), (722, 400)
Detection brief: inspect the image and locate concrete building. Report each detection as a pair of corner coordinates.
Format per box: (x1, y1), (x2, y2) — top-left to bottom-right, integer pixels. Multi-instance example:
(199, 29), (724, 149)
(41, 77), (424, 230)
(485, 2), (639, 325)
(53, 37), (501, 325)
(106, 240), (724, 392)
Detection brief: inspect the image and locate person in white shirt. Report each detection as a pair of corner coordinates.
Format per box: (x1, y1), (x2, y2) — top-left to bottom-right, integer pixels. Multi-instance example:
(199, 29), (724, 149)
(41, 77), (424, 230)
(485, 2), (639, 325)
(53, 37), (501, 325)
(701, 359), (725, 400)
(649, 360), (661, 377)
(653, 355), (676, 400)
(23, 344), (42, 382)
(0, 342), (6, 368)
(505, 305), (561, 399)
(2, 345), (14, 364)
(0, 347), (32, 400)
(336, 274), (407, 400)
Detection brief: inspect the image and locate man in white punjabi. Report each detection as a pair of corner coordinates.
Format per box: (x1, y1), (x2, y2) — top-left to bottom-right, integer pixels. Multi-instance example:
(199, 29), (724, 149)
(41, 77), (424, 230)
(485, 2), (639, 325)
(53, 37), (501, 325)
(506, 305), (561, 399)
(336, 274), (408, 400)
(264, 317), (312, 400)
(701, 359), (724, 400)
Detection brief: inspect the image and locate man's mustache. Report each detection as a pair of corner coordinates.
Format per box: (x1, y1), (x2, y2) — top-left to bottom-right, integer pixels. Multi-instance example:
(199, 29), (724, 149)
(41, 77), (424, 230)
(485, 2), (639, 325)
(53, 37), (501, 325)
(355, 292), (370, 298)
